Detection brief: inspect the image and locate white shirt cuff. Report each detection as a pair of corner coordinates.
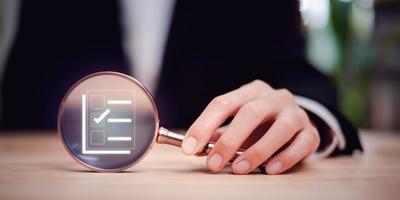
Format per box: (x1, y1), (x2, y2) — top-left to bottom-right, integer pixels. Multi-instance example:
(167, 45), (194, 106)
(294, 95), (346, 158)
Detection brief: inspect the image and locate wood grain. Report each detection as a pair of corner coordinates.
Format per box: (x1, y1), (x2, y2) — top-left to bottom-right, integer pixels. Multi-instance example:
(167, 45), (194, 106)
(0, 130), (399, 200)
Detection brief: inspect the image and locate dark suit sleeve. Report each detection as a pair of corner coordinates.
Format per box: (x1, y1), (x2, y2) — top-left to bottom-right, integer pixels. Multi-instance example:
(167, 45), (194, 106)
(257, 1), (362, 155)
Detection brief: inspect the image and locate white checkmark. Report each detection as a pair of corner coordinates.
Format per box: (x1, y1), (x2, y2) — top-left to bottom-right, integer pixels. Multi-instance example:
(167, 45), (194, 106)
(94, 109), (111, 124)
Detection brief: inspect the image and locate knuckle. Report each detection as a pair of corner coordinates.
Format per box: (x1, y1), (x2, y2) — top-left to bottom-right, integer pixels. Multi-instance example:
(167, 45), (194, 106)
(292, 107), (308, 125)
(300, 128), (320, 151)
(249, 145), (268, 162)
(279, 117), (296, 133)
(309, 127), (319, 136)
(251, 79), (266, 87)
(240, 101), (265, 119)
(309, 128), (321, 147)
(262, 95), (278, 106)
(299, 108), (309, 122)
(211, 95), (232, 110)
(277, 89), (294, 102)
(282, 153), (296, 164)
(252, 79), (271, 91)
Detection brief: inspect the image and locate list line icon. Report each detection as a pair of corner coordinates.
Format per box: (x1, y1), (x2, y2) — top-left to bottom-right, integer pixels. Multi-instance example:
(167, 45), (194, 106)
(81, 90), (136, 155)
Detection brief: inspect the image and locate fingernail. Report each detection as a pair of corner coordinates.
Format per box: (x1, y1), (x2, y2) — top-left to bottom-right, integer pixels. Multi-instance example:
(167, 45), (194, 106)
(234, 159), (251, 174)
(267, 160), (282, 174)
(208, 153), (223, 171)
(182, 136), (198, 155)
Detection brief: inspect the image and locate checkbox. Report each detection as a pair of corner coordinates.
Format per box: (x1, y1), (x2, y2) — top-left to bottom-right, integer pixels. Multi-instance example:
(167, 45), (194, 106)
(90, 95), (105, 110)
(90, 112), (105, 127)
(90, 130), (105, 145)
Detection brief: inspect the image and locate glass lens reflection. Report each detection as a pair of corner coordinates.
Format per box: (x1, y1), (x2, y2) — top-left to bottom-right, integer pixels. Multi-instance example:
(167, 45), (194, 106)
(59, 72), (158, 171)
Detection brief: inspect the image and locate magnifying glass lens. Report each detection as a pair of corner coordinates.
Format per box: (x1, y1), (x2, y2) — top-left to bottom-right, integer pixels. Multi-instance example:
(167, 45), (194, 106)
(58, 72), (158, 171)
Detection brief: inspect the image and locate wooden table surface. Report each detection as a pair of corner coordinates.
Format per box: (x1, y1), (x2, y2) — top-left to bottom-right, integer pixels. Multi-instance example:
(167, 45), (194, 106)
(0, 130), (399, 200)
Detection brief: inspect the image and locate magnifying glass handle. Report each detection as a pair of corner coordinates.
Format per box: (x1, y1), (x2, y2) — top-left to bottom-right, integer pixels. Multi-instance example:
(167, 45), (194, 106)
(157, 127), (267, 168)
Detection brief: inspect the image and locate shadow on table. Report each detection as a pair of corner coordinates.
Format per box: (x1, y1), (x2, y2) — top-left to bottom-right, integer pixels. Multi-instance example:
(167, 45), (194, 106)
(52, 161), (305, 175)
(171, 162), (305, 175)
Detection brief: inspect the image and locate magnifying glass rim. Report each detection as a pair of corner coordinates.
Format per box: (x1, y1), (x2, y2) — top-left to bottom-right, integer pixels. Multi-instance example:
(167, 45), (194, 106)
(57, 71), (160, 172)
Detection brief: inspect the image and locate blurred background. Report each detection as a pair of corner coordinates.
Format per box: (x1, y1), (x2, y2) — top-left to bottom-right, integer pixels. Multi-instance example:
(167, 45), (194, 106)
(0, 0), (399, 131)
(300, 0), (400, 130)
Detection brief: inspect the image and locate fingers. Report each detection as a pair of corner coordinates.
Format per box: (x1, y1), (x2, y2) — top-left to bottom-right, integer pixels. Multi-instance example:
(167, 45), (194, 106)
(183, 79), (320, 175)
(264, 127), (320, 174)
(231, 108), (307, 174)
(206, 96), (284, 171)
(209, 125), (228, 142)
(182, 80), (271, 155)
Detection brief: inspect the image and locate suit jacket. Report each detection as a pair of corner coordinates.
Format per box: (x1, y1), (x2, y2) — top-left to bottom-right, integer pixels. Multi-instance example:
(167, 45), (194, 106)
(0, 0), (362, 155)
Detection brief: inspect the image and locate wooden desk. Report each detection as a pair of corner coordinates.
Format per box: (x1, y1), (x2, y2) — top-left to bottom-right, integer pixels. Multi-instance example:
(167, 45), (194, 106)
(0, 131), (399, 200)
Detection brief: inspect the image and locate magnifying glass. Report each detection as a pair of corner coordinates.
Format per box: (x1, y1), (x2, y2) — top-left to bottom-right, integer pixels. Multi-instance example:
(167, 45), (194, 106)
(58, 71), (247, 172)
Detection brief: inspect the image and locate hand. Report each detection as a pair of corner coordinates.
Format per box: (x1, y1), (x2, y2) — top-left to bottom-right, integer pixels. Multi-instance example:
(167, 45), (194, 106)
(181, 80), (320, 174)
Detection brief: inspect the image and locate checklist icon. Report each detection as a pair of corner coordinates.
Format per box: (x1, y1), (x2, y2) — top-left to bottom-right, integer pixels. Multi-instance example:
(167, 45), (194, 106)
(81, 90), (135, 155)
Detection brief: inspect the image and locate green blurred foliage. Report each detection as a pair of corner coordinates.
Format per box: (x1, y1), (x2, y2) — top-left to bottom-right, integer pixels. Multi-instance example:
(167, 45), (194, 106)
(328, 0), (373, 126)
